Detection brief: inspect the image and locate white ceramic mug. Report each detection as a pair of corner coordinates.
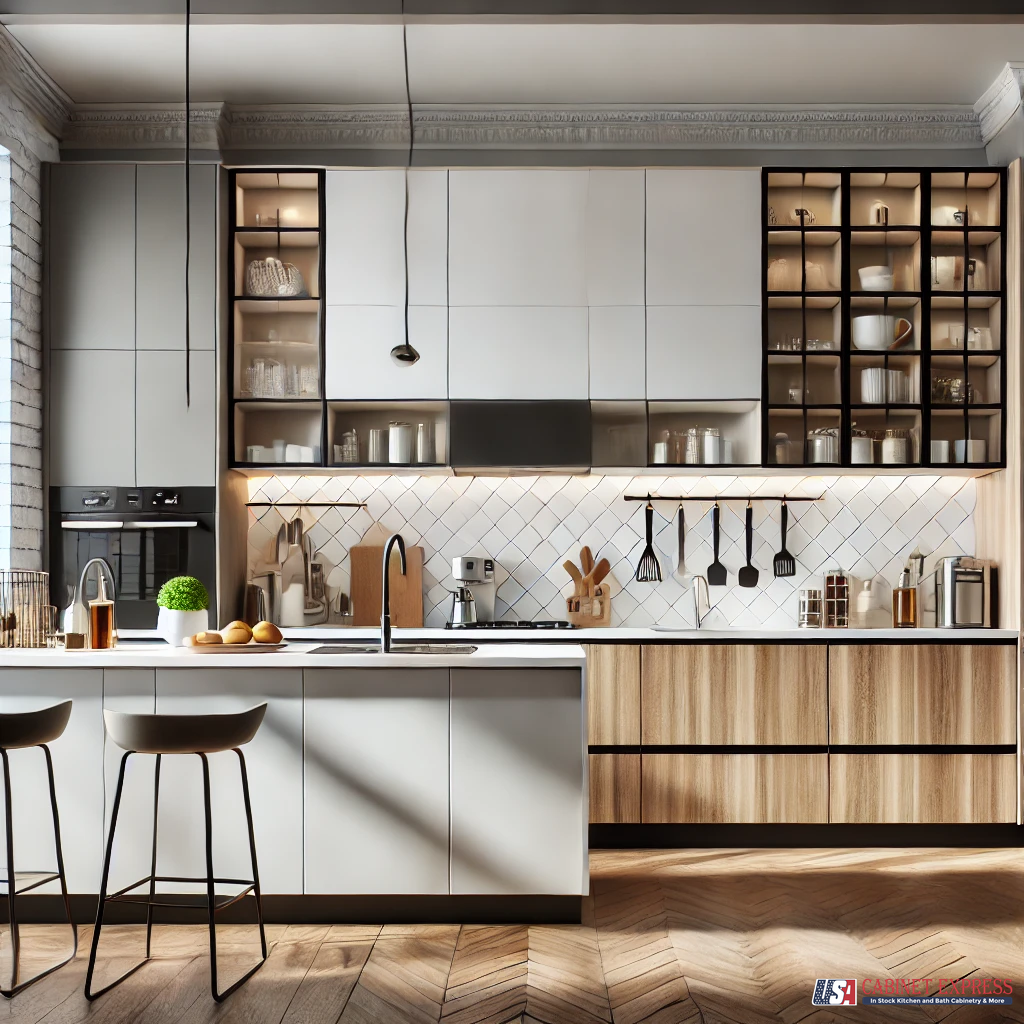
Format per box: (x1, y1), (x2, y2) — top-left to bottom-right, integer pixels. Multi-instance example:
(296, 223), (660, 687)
(955, 439), (987, 463)
(930, 440), (950, 463)
(852, 314), (913, 351)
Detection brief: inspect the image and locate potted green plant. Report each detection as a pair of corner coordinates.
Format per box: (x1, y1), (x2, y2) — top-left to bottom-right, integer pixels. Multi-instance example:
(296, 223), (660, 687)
(156, 576), (210, 647)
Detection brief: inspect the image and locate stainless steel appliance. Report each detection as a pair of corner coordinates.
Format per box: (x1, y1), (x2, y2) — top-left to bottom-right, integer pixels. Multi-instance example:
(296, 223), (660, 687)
(446, 620), (576, 630)
(50, 487), (216, 633)
(449, 555), (495, 626)
(934, 556), (998, 628)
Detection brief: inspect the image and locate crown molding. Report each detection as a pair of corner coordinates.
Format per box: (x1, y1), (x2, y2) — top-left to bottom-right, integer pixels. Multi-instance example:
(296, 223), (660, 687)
(63, 101), (984, 154)
(975, 62), (1024, 145)
(0, 25), (70, 140)
(62, 103), (227, 150)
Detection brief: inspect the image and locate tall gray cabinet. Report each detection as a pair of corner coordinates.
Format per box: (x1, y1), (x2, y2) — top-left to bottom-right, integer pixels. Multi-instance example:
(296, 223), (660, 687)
(47, 162), (217, 487)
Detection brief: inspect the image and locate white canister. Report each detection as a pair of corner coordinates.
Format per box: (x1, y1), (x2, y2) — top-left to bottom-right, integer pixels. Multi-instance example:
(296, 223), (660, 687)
(850, 434), (874, 465)
(930, 439), (950, 463)
(415, 422), (434, 464)
(702, 428), (721, 465)
(389, 422), (413, 463)
(652, 442), (668, 464)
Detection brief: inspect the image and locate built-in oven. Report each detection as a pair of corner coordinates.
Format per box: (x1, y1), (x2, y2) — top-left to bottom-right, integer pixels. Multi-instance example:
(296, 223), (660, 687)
(49, 487), (216, 632)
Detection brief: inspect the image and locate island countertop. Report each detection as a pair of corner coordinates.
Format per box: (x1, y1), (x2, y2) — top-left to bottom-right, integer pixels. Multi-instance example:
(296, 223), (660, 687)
(0, 642), (587, 669)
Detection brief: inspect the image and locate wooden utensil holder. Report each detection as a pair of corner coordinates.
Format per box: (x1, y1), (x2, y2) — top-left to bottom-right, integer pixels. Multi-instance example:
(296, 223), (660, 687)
(566, 584), (611, 627)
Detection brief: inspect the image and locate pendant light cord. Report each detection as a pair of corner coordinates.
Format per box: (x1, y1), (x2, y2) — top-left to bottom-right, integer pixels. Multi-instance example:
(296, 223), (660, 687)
(402, 6), (413, 354)
(184, 0), (191, 406)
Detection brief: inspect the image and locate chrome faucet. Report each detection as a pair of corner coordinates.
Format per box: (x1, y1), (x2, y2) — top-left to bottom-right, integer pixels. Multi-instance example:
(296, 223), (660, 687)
(691, 575), (718, 629)
(63, 557), (117, 638)
(381, 533), (407, 653)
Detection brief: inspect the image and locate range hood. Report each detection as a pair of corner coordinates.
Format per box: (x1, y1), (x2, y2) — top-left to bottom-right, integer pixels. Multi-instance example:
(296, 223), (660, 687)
(449, 401), (592, 474)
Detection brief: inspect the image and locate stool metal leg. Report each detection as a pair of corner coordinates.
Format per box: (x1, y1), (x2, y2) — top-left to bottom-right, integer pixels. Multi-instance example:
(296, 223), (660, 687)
(201, 752), (266, 1002)
(145, 754), (161, 959)
(0, 745), (78, 999)
(236, 748), (267, 963)
(85, 750), (147, 1001)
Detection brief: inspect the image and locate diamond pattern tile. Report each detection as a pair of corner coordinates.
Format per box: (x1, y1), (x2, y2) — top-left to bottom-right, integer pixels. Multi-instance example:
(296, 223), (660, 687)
(246, 474), (978, 628)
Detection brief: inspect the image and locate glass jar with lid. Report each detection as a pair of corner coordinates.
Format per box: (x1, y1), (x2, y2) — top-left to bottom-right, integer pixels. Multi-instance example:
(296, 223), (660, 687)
(702, 427), (721, 465)
(881, 428), (909, 465)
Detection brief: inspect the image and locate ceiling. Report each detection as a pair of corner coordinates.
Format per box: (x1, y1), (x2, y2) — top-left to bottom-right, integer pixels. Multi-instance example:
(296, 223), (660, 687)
(4, 20), (1024, 107)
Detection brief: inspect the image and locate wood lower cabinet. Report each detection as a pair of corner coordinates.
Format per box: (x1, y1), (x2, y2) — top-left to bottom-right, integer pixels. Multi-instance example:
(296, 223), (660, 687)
(586, 644), (640, 745)
(642, 643), (827, 745)
(642, 754), (828, 823)
(831, 754), (1016, 823)
(829, 644), (1017, 745)
(589, 754), (641, 824)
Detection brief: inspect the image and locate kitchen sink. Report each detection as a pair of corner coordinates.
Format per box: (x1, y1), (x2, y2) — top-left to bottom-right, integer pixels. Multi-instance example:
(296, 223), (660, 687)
(310, 643), (478, 656)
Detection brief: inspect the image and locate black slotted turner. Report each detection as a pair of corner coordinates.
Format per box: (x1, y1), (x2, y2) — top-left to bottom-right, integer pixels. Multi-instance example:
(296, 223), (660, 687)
(706, 501), (727, 587)
(634, 499), (662, 582)
(773, 499), (796, 578)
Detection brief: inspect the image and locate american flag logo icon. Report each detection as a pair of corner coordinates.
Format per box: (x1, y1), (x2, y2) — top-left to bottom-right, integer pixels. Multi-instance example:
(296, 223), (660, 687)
(812, 979), (857, 1006)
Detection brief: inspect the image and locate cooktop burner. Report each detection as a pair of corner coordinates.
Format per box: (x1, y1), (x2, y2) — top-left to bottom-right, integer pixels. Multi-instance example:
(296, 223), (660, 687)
(446, 620), (576, 630)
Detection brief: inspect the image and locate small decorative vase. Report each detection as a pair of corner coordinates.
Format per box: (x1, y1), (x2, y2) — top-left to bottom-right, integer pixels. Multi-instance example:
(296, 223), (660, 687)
(157, 608), (209, 647)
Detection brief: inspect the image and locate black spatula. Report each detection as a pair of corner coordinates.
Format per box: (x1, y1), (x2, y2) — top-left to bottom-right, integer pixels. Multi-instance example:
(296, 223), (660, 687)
(773, 499), (796, 578)
(738, 501), (759, 588)
(706, 501), (727, 587)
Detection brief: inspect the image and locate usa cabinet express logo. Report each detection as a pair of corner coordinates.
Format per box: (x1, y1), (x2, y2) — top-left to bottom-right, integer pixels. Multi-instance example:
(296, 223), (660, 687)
(814, 978), (1013, 1008)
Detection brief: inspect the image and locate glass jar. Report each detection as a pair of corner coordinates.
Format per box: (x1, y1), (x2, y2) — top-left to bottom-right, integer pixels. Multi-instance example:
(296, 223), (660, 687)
(773, 432), (791, 465)
(881, 428), (909, 465)
(850, 429), (874, 465)
(702, 427), (721, 465)
(684, 427), (702, 465)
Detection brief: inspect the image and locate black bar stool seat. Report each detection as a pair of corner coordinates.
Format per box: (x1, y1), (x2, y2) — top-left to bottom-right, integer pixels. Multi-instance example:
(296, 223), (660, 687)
(85, 704), (269, 1003)
(0, 701), (77, 998)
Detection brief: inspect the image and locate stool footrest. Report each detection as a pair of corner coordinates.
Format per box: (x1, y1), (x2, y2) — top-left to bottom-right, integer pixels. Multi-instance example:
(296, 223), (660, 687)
(107, 884), (257, 913)
(108, 874), (257, 902)
(0, 871), (61, 896)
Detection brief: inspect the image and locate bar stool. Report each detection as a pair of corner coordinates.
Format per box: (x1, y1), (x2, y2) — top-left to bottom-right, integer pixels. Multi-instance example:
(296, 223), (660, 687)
(0, 701), (77, 997)
(85, 704), (268, 1002)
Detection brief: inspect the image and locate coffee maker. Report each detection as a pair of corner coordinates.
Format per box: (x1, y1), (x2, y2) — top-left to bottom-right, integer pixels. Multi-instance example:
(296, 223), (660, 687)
(449, 555), (495, 626)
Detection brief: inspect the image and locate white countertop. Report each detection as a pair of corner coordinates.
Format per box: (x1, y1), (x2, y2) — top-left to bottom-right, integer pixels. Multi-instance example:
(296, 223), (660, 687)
(280, 626), (1019, 642)
(0, 642), (587, 669)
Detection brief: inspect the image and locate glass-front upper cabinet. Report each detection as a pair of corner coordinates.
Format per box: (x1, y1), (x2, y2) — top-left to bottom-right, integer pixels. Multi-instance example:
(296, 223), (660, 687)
(762, 168), (1006, 469)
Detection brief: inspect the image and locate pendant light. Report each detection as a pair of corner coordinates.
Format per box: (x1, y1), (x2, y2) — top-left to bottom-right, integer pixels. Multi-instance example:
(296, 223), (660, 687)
(390, 8), (420, 367)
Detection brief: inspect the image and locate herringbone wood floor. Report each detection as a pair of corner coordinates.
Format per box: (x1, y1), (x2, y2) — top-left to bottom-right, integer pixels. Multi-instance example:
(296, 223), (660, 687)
(1, 848), (1021, 1023)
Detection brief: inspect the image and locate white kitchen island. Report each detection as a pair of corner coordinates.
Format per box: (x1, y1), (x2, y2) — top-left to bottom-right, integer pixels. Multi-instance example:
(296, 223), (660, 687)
(0, 643), (587, 922)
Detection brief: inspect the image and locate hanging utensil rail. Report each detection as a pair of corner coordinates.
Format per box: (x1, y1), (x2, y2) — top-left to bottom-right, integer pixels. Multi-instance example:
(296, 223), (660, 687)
(623, 494), (822, 503)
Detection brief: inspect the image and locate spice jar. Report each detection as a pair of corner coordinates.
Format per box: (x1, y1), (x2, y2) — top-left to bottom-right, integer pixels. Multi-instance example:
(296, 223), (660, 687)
(881, 428), (909, 465)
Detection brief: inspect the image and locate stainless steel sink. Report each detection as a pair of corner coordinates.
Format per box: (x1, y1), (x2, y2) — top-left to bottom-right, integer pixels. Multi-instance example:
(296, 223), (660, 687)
(310, 643), (478, 656)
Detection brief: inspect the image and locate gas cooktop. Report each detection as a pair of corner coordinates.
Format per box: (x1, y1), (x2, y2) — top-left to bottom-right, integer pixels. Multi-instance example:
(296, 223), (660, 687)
(446, 620), (576, 630)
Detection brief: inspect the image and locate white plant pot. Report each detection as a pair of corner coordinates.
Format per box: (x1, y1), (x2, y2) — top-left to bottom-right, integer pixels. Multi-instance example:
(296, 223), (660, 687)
(157, 607), (209, 647)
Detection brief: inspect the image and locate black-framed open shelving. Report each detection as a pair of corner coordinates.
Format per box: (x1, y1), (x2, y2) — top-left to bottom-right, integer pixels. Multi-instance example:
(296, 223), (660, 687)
(762, 168), (1007, 470)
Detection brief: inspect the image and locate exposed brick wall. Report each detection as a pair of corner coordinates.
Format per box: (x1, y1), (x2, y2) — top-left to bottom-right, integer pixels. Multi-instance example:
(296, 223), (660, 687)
(0, 90), (58, 570)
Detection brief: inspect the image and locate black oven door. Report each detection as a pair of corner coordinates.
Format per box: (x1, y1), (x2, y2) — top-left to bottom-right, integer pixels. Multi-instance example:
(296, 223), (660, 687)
(52, 516), (216, 630)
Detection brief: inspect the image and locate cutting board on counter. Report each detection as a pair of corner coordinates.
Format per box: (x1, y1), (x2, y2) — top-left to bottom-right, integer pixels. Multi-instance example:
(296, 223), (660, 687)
(350, 545), (424, 627)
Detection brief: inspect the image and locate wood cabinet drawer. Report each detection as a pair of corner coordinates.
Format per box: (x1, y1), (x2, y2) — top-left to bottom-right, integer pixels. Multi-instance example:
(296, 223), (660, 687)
(641, 644), (826, 745)
(829, 644), (1017, 745)
(589, 754), (640, 824)
(586, 644), (641, 745)
(830, 753), (1016, 823)
(642, 753), (827, 823)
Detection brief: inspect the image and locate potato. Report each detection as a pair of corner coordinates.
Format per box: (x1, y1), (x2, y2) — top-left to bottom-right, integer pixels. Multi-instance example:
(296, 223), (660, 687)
(193, 631), (223, 645)
(252, 621), (283, 644)
(221, 626), (252, 645)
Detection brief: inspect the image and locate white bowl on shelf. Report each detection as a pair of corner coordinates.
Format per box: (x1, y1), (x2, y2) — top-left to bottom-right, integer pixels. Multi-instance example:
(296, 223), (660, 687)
(858, 266), (894, 291)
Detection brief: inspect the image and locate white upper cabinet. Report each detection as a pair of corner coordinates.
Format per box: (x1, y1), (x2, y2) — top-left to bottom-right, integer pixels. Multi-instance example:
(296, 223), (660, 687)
(646, 305), (762, 400)
(325, 305), (448, 400)
(586, 170), (645, 306)
(48, 163), (136, 350)
(448, 170), (589, 306)
(588, 306), (646, 400)
(646, 169), (761, 306)
(448, 306), (589, 400)
(325, 169), (447, 306)
(135, 350), (216, 485)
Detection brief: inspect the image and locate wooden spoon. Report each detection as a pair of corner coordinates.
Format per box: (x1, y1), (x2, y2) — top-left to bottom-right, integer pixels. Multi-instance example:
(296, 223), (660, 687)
(589, 558), (611, 587)
(580, 546), (594, 576)
(563, 560), (584, 593)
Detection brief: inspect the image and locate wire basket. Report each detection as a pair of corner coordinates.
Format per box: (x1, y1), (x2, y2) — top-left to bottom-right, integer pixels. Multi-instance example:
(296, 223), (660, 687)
(0, 571), (50, 648)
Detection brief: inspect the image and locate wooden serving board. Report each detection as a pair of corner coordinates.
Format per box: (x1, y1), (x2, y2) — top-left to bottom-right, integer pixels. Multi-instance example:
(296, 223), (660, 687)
(186, 642), (287, 654)
(350, 545), (424, 627)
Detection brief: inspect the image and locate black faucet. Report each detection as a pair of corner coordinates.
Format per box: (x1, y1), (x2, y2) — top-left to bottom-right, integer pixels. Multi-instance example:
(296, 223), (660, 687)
(381, 533), (407, 653)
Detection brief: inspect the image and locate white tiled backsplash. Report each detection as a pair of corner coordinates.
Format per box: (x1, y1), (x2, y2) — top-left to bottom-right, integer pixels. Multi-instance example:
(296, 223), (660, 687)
(246, 474), (976, 629)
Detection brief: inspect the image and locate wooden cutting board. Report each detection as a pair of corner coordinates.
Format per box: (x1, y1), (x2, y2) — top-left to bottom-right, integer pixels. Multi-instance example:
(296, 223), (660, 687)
(350, 545), (424, 627)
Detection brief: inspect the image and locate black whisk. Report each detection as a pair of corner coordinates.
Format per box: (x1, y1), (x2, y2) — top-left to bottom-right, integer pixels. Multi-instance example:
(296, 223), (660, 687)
(634, 499), (662, 583)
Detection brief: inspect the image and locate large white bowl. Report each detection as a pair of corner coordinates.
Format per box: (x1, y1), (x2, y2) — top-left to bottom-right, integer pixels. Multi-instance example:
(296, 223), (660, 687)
(858, 266), (894, 291)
